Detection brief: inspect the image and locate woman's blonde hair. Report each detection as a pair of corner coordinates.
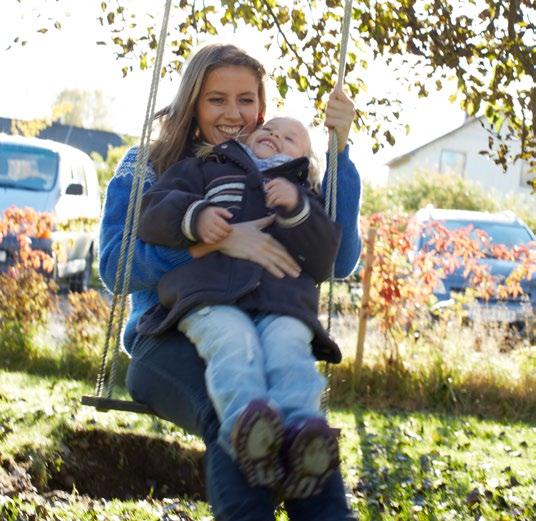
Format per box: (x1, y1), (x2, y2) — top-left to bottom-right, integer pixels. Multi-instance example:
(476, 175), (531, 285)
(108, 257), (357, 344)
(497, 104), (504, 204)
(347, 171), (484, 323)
(150, 44), (267, 175)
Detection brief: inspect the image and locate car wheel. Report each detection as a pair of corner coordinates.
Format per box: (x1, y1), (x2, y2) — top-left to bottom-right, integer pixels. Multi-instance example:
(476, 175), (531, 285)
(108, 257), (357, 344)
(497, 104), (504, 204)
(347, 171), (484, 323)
(69, 248), (94, 292)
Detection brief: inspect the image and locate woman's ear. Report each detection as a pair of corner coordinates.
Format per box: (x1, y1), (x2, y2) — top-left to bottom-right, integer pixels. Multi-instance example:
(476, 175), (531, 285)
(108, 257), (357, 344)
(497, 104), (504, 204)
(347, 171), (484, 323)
(192, 119), (201, 140)
(257, 113), (265, 126)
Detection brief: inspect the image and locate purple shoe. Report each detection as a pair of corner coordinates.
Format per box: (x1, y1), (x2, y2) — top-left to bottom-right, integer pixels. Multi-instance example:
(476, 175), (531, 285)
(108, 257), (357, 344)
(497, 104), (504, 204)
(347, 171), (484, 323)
(232, 399), (285, 488)
(279, 418), (340, 500)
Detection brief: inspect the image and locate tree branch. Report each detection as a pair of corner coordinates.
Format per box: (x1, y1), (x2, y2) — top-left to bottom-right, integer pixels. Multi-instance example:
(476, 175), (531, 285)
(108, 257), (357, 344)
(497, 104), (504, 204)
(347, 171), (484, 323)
(259, 0), (303, 66)
(506, 0), (535, 82)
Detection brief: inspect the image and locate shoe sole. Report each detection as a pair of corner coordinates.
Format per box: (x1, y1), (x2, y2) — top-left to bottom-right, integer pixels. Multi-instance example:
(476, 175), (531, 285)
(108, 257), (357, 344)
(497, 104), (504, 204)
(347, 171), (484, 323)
(282, 419), (340, 499)
(233, 401), (284, 488)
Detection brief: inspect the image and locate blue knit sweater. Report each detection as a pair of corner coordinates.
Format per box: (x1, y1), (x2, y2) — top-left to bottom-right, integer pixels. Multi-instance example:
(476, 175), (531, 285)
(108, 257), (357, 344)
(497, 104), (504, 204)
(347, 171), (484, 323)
(99, 145), (362, 352)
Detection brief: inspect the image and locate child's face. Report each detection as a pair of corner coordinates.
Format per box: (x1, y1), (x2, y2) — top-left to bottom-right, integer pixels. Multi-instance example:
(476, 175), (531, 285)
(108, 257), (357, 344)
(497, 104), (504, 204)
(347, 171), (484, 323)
(246, 117), (310, 160)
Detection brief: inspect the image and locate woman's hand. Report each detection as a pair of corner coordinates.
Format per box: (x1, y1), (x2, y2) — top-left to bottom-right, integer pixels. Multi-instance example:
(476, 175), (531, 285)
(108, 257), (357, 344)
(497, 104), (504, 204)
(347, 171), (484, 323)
(325, 87), (355, 152)
(189, 216), (301, 279)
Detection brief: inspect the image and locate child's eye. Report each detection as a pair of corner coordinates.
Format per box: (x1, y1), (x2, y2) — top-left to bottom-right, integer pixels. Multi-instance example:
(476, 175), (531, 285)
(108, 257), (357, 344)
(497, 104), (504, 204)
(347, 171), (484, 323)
(285, 136), (294, 142)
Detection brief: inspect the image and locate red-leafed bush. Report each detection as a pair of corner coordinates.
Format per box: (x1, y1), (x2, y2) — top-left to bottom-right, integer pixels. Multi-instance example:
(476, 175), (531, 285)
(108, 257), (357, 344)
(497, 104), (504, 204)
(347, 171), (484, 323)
(0, 207), (57, 360)
(361, 213), (535, 350)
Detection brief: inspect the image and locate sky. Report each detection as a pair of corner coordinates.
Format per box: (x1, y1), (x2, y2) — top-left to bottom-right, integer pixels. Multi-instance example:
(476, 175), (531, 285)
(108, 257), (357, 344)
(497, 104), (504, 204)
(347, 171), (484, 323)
(0, 0), (467, 185)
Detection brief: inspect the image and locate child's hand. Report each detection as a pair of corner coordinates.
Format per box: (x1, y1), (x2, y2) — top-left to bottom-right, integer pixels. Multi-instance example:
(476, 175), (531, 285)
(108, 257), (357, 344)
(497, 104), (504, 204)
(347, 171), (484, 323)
(325, 87), (355, 152)
(196, 206), (233, 244)
(265, 177), (299, 212)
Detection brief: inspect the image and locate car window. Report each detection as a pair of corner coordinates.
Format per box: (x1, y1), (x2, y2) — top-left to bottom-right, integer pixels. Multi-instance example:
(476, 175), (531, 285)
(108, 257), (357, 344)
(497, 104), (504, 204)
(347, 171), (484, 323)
(69, 164), (88, 195)
(0, 144), (58, 192)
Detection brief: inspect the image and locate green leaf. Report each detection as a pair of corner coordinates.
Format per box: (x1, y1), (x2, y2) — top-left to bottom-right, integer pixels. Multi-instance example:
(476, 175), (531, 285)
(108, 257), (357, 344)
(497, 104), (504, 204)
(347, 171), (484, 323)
(276, 76), (289, 97)
(384, 130), (396, 146)
(298, 75), (309, 90)
(139, 53), (148, 70)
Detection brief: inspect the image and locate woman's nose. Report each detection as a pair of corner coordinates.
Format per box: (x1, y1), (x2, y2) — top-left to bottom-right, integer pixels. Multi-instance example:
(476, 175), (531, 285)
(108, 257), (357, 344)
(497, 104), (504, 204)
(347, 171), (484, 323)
(225, 102), (242, 120)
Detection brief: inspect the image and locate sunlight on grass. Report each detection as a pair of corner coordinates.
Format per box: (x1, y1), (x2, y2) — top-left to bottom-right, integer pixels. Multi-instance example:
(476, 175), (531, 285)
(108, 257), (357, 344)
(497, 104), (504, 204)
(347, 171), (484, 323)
(329, 407), (536, 519)
(2, 369), (535, 519)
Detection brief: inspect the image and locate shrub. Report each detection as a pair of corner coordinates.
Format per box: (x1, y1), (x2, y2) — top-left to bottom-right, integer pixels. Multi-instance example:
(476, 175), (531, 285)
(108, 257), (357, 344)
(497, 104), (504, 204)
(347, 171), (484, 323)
(360, 183), (404, 216)
(61, 289), (112, 379)
(500, 191), (536, 233)
(91, 139), (136, 192)
(0, 208), (57, 364)
(362, 171), (499, 216)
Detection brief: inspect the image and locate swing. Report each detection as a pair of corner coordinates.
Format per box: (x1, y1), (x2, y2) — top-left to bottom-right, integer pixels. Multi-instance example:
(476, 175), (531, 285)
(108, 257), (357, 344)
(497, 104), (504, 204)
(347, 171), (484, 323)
(81, 0), (354, 417)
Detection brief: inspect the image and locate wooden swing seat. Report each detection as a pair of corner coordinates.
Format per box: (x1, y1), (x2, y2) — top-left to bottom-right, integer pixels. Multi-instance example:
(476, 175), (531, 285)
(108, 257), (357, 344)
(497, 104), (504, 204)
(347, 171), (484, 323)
(81, 395), (154, 415)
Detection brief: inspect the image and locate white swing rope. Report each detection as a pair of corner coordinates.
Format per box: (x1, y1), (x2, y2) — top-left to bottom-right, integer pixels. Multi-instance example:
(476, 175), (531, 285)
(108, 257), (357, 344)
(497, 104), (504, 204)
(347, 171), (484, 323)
(95, 0), (354, 401)
(325, 0), (354, 329)
(322, 0), (354, 409)
(96, 0), (173, 398)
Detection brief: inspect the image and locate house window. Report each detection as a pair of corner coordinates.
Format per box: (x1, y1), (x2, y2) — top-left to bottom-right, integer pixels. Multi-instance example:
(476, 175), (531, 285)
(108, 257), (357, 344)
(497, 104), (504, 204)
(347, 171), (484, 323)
(519, 161), (535, 189)
(439, 149), (466, 177)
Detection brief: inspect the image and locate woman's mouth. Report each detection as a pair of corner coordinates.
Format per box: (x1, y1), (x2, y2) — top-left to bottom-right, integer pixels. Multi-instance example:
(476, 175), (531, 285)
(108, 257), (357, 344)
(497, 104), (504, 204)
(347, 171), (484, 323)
(217, 125), (243, 138)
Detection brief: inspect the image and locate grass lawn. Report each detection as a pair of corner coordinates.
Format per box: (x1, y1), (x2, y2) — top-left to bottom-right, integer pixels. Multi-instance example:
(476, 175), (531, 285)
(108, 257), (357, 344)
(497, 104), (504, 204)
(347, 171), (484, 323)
(1, 369), (535, 520)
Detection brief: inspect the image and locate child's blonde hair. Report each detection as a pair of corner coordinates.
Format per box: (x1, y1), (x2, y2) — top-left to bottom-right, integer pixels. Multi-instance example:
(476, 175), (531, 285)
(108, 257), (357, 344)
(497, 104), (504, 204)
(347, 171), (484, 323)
(303, 137), (321, 194)
(195, 134), (321, 194)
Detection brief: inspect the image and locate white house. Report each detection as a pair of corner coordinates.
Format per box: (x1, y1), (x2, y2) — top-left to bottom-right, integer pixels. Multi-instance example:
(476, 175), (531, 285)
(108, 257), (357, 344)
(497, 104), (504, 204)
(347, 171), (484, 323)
(386, 117), (534, 200)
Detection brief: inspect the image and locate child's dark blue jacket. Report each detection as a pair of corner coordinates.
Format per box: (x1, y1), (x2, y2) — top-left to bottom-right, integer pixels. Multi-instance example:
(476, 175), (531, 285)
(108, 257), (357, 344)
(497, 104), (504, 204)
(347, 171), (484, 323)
(136, 140), (342, 363)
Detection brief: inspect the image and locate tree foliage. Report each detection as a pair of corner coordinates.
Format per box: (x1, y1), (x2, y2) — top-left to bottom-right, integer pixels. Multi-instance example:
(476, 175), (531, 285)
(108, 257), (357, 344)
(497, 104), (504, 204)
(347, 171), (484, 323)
(362, 171), (536, 232)
(91, 140), (136, 190)
(53, 89), (113, 130)
(7, 0), (535, 181)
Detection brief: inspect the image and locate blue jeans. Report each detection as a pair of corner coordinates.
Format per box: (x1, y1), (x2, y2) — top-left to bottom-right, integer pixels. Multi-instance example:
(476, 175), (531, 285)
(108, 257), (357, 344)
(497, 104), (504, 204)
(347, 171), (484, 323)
(126, 328), (357, 520)
(178, 306), (326, 455)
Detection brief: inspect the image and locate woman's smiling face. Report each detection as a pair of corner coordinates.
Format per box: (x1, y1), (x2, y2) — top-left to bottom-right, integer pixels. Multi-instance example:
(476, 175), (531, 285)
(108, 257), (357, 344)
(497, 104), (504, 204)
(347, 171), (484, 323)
(196, 65), (261, 145)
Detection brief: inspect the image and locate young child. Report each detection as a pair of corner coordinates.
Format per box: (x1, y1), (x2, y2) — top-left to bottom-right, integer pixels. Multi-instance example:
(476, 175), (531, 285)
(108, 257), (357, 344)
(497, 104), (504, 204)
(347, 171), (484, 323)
(137, 117), (341, 499)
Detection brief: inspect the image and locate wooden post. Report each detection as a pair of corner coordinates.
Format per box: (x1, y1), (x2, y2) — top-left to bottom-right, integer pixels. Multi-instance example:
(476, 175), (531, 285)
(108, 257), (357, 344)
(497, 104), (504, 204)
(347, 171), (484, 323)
(353, 227), (377, 388)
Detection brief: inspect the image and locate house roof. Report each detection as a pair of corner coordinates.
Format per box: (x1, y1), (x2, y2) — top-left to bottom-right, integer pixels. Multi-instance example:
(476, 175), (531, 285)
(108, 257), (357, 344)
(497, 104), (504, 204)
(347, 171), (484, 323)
(386, 116), (483, 167)
(0, 132), (91, 157)
(0, 118), (125, 159)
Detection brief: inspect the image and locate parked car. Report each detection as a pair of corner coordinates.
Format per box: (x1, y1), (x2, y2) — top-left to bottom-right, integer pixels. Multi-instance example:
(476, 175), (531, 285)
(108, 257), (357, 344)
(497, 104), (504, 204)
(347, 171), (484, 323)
(0, 134), (100, 291)
(413, 206), (536, 333)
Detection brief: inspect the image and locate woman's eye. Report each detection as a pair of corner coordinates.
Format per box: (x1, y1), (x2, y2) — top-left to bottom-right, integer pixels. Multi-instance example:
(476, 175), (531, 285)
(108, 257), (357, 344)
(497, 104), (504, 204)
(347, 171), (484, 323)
(240, 97), (255, 104)
(209, 98), (224, 104)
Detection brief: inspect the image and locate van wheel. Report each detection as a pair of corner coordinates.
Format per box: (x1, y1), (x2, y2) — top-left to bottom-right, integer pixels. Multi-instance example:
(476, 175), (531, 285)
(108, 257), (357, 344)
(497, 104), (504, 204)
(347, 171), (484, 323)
(70, 248), (94, 292)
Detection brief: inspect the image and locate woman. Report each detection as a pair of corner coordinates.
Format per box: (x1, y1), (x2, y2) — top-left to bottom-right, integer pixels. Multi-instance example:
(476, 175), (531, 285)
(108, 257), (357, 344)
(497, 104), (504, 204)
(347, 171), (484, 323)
(99, 44), (361, 520)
